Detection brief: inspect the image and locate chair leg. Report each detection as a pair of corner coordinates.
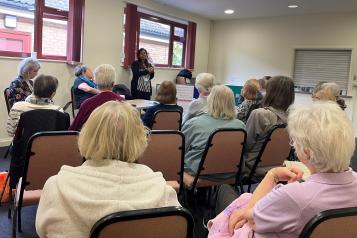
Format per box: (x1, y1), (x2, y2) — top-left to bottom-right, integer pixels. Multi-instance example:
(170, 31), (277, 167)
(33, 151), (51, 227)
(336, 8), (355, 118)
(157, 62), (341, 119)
(17, 207), (22, 233)
(4, 145), (10, 158)
(12, 206), (17, 238)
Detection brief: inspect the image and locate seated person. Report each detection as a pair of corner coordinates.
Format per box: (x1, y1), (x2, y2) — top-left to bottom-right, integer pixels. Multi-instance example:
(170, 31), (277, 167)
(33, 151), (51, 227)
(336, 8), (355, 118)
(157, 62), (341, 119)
(208, 102), (357, 238)
(237, 79), (260, 123)
(72, 64), (99, 108)
(7, 74), (62, 137)
(36, 101), (180, 238)
(176, 69), (199, 99)
(69, 64), (124, 131)
(8, 57), (41, 108)
(182, 73), (215, 124)
(182, 85), (245, 184)
(113, 84), (132, 100)
(142, 80), (183, 128)
(312, 82), (346, 110)
(243, 76), (294, 181)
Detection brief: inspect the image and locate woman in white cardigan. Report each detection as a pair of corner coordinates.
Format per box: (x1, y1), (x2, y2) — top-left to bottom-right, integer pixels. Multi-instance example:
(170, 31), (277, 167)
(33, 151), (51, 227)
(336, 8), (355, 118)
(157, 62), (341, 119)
(36, 101), (180, 238)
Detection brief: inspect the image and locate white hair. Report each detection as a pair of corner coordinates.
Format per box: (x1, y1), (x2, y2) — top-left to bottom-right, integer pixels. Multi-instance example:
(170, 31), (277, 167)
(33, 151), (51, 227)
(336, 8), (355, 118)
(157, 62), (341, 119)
(195, 73), (215, 94)
(94, 64), (116, 90)
(207, 85), (237, 119)
(320, 82), (340, 97)
(288, 102), (355, 172)
(17, 57), (40, 77)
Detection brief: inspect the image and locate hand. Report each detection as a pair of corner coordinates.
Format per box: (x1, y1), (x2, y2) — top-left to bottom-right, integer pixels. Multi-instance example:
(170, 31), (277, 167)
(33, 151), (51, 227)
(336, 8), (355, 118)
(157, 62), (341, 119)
(228, 208), (250, 235)
(270, 167), (303, 183)
(148, 67), (154, 73)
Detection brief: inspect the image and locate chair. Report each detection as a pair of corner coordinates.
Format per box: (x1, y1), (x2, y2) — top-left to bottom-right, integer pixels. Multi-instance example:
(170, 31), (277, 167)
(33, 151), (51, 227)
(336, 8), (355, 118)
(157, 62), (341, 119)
(62, 87), (77, 118)
(12, 131), (83, 235)
(90, 206), (194, 238)
(183, 128), (246, 191)
(4, 87), (11, 113)
(246, 124), (291, 191)
(139, 130), (184, 193)
(299, 207), (357, 238)
(152, 110), (182, 130)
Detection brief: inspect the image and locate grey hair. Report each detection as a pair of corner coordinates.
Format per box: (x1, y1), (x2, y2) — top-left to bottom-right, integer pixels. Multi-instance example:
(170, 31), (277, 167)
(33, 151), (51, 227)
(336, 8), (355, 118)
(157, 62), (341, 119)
(17, 57), (40, 77)
(195, 73), (215, 94)
(94, 64), (116, 90)
(320, 82), (340, 96)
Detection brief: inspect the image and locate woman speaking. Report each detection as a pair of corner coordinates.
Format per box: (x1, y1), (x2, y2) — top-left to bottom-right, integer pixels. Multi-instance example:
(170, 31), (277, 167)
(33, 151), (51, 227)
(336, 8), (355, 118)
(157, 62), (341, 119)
(131, 48), (154, 99)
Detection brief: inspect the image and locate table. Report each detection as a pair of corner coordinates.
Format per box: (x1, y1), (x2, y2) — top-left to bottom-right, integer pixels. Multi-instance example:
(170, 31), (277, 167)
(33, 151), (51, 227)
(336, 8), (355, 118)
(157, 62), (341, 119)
(127, 99), (158, 110)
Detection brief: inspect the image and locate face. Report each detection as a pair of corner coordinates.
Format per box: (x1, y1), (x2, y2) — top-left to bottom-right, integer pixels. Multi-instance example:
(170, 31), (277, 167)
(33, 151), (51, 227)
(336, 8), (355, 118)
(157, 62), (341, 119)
(28, 67), (39, 79)
(312, 89), (335, 102)
(84, 69), (94, 81)
(138, 50), (147, 61)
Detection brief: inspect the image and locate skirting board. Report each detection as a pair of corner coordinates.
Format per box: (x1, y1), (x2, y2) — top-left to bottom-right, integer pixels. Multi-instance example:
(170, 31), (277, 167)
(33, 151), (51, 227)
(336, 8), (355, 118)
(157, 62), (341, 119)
(0, 138), (12, 147)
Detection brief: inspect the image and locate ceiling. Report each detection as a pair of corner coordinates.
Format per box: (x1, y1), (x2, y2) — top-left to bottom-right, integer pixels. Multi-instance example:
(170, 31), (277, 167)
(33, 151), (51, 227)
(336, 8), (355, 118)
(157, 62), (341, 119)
(151, 0), (357, 20)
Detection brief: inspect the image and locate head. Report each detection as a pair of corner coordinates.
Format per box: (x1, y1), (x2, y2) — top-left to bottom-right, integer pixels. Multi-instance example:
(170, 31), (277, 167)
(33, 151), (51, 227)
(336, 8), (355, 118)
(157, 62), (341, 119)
(33, 74), (58, 99)
(242, 79), (259, 100)
(155, 81), (177, 104)
(312, 81), (327, 98)
(195, 73), (215, 96)
(288, 102), (355, 173)
(94, 64), (116, 91)
(262, 75), (295, 111)
(176, 69), (192, 84)
(74, 65), (93, 80)
(207, 85), (236, 119)
(258, 76), (271, 91)
(313, 82), (346, 110)
(78, 101), (147, 162)
(18, 57), (40, 80)
(137, 48), (148, 61)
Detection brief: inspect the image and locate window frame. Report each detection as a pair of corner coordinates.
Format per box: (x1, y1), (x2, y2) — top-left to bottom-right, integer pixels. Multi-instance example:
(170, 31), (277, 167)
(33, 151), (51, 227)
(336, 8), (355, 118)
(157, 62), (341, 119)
(137, 12), (187, 68)
(0, 0), (83, 62)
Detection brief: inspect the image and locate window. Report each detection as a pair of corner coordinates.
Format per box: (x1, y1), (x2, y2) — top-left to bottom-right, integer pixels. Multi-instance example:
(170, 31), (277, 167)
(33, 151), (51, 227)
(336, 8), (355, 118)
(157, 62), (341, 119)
(123, 3), (196, 70)
(293, 49), (351, 95)
(0, 0), (84, 61)
(138, 13), (186, 67)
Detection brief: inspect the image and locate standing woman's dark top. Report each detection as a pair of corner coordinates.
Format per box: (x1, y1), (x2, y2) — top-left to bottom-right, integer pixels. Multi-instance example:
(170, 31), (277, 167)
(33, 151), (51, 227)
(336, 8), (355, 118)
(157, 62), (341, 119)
(131, 48), (154, 100)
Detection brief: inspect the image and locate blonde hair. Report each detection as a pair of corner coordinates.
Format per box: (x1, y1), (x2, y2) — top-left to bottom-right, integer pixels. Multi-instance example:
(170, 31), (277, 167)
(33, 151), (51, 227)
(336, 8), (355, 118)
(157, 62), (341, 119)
(195, 73), (215, 94)
(288, 102), (355, 172)
(78, 101), (147, 162)
(94, 64), (116, 90)
(207, 85), (236, 119)
(242, 79), (259, 100)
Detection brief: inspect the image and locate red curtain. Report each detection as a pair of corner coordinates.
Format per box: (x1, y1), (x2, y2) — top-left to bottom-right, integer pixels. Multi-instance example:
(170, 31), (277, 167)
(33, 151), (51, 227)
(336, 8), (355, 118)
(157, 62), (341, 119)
(185, 21), (196, 70)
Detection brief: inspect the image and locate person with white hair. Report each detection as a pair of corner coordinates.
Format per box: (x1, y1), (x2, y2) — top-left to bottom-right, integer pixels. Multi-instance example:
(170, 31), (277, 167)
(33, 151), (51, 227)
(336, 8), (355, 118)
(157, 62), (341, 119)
(36, 101), (180, 238)
(69, 64), (124, 131)
(8, 57), (40, 108)
(209, 102), (357, 237)
(182, 85), (245, 183)
(182, 72), (215, 124)
(312, 82), (346, 110)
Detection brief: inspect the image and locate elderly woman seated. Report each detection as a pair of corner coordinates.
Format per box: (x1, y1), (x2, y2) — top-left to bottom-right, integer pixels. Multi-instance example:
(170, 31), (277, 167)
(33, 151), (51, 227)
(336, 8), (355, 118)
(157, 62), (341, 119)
(208, 102), (357, 237)
(36, 101), (180, 238)
(182, 85), (245, 184)
(312, 82), (346, 110)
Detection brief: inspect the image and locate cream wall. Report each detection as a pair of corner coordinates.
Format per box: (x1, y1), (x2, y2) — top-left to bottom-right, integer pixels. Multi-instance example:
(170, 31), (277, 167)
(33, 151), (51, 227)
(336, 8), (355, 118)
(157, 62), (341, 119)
(208, 12), (357, 134)
(0, 0), (212, 145)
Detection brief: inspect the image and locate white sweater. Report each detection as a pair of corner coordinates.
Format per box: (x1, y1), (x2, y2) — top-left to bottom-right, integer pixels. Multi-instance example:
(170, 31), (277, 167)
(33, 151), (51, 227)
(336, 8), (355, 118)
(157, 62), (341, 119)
(6, 101), (63, 137)
(35, 160), (180, 238)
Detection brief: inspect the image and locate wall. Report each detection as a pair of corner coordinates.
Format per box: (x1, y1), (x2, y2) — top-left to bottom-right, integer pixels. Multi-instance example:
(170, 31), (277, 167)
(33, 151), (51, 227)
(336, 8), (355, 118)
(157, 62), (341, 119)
(208, 12), (357, 133)
(0, 0), (212, 145)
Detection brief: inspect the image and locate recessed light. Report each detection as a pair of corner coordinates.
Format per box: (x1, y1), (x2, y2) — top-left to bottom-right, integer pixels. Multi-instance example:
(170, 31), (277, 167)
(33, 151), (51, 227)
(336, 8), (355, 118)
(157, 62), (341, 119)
(224, 9), (234, 14)
(288, 5), (299, 8)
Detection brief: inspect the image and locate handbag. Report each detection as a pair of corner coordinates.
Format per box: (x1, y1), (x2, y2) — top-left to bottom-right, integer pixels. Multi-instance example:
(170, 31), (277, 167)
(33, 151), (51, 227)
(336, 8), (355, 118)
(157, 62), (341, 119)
(0, 171), (10, 203)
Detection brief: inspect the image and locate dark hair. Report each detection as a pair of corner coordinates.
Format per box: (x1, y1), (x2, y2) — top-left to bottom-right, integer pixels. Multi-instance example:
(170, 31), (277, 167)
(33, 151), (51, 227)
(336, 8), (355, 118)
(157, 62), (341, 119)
(74, 65), (88, 77)
(137, 48), (148, 59)
(262, 75), (295, 111)
(155, 81), (176, 104)
(33, 74), (59, 98)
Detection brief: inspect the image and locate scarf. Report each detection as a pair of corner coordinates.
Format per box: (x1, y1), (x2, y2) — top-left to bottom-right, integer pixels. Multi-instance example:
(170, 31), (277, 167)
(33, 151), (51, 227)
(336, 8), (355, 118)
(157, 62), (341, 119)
(25, 94), (54, 105)
(79, 76), (97, 89)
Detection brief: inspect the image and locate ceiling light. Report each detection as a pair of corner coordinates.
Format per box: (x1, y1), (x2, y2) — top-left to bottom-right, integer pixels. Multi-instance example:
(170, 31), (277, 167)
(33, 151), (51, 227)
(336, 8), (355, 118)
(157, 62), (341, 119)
(288, 5), (299, 8)
(224, 9), (234, 14)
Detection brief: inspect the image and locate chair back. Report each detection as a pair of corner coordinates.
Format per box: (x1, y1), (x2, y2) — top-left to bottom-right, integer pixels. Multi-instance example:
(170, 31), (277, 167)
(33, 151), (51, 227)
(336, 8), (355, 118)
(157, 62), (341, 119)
(23, 131), (82, 190)
(255, 124), (290, 168)
(71, 86), (78, 117)
(90, 206), (194, 238)
(192, 128), (246, 189)
(4, 87), (11, 113)
(140, 131), (184, 190)
(152, 110), (182, 130)
(299, 207), (357, 238)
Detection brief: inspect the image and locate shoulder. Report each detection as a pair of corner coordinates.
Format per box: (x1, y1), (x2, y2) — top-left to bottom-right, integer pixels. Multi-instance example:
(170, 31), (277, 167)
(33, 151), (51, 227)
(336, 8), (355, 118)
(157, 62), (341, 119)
(9, 77), (22, 87)
(11, 101), (30, 111)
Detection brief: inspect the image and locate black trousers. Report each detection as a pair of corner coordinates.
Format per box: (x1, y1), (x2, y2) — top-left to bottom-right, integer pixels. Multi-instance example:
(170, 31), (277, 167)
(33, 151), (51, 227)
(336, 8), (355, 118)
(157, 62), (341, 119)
(215, 184), (239, 215)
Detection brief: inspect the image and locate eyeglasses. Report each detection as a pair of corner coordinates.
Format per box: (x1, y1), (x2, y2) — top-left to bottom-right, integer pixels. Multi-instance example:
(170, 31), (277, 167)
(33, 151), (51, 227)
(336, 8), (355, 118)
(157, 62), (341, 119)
(145, 127), (152, 138)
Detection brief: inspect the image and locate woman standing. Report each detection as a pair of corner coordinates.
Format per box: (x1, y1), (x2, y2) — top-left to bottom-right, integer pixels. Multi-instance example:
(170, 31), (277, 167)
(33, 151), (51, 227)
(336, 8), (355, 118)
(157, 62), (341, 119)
(131, 48), (154, 99)
(8, 57), (41, 108)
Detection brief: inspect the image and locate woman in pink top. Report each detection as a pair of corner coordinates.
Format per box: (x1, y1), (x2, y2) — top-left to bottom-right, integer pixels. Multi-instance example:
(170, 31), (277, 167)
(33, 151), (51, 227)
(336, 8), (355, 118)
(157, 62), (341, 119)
(209, 102), (357, 238)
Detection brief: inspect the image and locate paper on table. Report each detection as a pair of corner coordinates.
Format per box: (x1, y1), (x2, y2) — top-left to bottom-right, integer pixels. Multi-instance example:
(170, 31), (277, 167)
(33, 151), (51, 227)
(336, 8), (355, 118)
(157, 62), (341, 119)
(283, 160), (311, 181)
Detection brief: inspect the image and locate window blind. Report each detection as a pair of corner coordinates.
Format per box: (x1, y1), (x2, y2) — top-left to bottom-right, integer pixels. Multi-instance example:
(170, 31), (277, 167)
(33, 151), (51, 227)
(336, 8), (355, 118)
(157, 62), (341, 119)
(293, 49), (351, 92)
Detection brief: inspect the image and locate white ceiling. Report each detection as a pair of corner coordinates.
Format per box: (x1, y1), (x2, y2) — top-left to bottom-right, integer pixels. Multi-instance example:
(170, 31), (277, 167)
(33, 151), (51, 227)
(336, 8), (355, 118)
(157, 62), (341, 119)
(151, 0), (357, 20)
